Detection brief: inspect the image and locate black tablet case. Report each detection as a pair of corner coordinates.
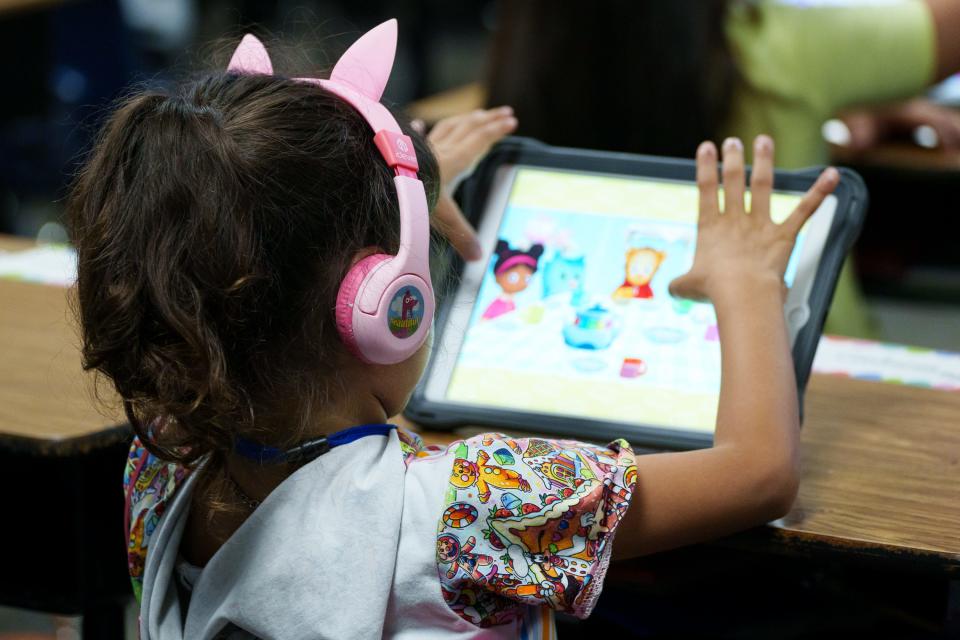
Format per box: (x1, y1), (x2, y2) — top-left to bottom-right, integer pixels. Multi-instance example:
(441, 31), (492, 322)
(407, 137), (868, 449)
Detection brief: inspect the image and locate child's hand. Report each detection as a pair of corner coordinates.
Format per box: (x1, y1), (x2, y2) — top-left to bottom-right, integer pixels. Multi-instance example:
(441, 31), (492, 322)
(616, 137), (840, 561)
(427, 106), (517, 190)
(414, 107), (518, 261)
(669, 136), (840, 305)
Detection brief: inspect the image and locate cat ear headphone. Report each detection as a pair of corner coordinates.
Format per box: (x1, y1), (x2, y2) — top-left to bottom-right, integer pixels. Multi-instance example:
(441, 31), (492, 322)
(227, 20), (434, 365)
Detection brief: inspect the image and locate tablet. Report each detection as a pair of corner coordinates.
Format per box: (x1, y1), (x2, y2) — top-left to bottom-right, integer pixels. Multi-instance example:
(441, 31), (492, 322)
(408, 138), (867, 449)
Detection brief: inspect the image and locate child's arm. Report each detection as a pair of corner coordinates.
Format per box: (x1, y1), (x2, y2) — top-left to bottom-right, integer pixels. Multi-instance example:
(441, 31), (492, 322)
(614, 136), (840, 559)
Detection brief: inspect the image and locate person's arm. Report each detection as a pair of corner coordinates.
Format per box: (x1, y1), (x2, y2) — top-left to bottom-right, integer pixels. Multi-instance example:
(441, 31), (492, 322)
(926, 0), (960, 80)
(614, 136), (839, 559)
(414, 107), (517, 261)
(821, 0), (960, 154)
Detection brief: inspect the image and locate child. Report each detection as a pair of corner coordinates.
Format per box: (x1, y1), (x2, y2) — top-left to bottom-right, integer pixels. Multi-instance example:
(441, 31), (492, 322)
(67, 20), (838, 640)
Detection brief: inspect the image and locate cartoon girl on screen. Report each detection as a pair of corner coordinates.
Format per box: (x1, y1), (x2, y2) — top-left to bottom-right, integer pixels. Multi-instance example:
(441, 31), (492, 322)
(481, 240), (544, 320)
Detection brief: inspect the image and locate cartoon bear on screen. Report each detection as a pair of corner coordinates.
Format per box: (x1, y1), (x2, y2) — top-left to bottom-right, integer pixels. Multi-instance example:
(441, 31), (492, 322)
(612, 247), (665, 299)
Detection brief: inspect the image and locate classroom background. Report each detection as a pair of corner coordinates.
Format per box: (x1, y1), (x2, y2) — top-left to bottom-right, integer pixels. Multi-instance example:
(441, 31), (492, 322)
(3, 0), (959, 349)
(1, 0), (959, 638)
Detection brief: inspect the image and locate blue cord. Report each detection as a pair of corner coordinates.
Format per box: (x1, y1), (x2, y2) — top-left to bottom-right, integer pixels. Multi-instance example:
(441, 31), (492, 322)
(327, 423), (399, 447)
(234, 423), (398, 465)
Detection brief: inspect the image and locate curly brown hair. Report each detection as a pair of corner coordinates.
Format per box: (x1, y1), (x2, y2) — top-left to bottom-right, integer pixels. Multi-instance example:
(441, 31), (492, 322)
(66, 70), (439, 471)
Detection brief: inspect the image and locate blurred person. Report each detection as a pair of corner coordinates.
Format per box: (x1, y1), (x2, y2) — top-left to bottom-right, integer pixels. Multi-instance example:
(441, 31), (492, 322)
(485, 0), (960, 337)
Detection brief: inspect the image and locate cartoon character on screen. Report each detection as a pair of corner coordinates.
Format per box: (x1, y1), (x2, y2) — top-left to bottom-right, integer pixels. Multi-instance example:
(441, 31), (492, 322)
(450, 449), (532, 503)
(612, 247), (666, 299)
(542, 250), (586, 307)
(481, 240), (544, 320)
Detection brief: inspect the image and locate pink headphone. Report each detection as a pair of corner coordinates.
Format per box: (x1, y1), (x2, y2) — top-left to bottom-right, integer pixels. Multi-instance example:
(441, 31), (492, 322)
(227, 20), (434, 365)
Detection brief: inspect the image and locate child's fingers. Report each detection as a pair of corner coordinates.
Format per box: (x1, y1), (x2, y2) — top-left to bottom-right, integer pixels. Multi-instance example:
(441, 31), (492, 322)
(431, 113), (516, 186)
(427, 114), (460, 142)
(721, 137), (745, 217)
(459, 115), (518, 157)
(410, 119), (426, 135)
(432, 194), (483, 261)
(696, 141), (719, 222)
(749, 135), (774, 224)
(444, 110), (491, 141)
(440, 107), (513, 143)
(783, 167), (840, 237)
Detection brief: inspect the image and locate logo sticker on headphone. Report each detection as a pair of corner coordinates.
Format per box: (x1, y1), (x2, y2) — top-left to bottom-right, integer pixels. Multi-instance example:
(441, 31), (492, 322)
(388, 286), (424, 339)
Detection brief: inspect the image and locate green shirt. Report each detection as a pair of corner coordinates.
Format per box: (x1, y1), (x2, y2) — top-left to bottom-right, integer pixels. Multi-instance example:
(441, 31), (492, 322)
(724, 0), (936, 169)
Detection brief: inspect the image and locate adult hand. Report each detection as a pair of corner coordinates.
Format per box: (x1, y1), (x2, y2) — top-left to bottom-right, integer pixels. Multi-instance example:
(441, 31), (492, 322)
(840, 99), (960, 151)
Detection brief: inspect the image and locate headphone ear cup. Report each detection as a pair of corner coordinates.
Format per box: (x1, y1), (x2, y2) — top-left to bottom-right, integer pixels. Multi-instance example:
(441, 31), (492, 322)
(335, 254), (392, 361)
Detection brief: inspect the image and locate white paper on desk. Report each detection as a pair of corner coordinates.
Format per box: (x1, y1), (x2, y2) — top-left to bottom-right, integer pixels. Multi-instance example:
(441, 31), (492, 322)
(0, 244), (77, 287)
(812, 335), (960, 391)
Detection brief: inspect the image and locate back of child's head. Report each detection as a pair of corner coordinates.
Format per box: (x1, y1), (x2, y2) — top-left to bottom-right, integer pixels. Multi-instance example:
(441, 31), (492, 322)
(66, 56), (439, 467)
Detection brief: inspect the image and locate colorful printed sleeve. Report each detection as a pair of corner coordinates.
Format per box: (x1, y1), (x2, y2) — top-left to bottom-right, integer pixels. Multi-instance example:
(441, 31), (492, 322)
(397, 426), (445, 465)
(435, 433), (636, 626)
(123, 437), (191, 603)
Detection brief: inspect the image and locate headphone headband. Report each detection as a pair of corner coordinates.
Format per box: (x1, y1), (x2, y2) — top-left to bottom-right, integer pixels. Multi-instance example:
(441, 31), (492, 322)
(315, 78), (431, 271)
(227, 20), (435, 365)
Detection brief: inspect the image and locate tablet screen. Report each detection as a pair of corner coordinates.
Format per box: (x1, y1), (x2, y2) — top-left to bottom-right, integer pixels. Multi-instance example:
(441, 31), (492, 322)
(430, 166), (828, 435)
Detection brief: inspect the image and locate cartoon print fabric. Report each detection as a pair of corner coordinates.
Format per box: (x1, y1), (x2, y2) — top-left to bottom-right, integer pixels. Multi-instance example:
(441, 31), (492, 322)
(123, 428), (634, 636)
(437, 434), (636, 626)
(124, 438), (192, 603)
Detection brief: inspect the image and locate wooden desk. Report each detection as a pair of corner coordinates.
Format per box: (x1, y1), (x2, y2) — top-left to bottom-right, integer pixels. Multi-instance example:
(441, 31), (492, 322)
(0, 236), (126, 455)
(407, 82), (486, 125)
(0, 236), (126, 451)
(0, 235), (129, 637)
(733, 375), (960, 572)
(2, 234), (960, 629)
(0, 0), (63, 17)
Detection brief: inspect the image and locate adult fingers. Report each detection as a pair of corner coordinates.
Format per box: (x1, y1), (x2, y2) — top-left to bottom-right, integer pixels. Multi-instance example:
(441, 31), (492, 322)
(432, 195), (483, 261)
(838, 112), (881, 152)
(932, 110), (960, 149)
(783, 167), (840, 237)
(721, 137), (746, 217)
(749, 135), (775, 224)
(696, 141), (719, 222)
